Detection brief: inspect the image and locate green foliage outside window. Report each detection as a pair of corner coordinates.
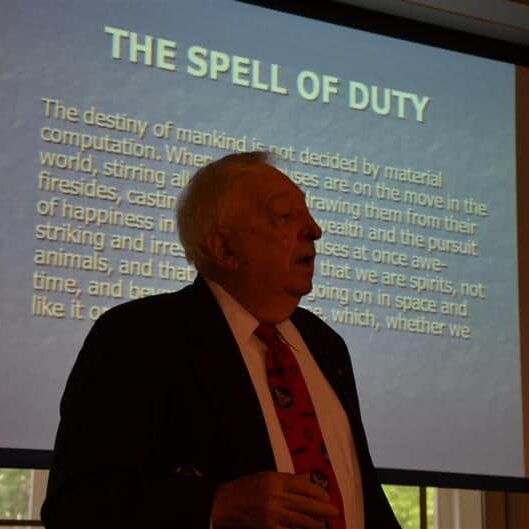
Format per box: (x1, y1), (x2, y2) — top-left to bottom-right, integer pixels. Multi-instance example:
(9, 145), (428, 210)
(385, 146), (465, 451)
(383, 484), (435, 529)
(0, 469), (30, 520)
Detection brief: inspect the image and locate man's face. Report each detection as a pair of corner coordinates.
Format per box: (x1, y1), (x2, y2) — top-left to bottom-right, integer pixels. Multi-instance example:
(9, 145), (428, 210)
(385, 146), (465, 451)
(225, 164), (322, 306)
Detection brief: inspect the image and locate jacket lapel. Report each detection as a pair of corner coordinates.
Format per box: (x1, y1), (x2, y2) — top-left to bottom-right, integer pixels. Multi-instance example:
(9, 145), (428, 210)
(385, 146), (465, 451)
(291, 310), (353, 414)
(185, 277), (276, 479)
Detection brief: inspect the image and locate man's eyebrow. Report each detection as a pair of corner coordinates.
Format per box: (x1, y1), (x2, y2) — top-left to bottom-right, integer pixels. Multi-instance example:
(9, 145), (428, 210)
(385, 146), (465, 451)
(268, 190), (306, 202)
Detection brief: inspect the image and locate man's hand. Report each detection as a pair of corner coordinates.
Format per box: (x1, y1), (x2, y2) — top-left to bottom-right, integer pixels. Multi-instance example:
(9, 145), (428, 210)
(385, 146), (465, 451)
(211, 471), (340, 529)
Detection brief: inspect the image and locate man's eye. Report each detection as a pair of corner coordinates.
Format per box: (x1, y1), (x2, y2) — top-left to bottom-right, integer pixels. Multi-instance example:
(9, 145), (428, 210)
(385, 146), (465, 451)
(277, 211), (292, 221)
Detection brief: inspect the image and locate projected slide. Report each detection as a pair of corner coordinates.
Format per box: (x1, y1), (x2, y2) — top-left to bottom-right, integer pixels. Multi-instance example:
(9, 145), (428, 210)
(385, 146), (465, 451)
(0, 0), (524, 480)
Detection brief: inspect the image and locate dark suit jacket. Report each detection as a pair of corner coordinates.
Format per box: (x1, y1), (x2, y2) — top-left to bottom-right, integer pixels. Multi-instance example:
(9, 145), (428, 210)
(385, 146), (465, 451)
(42, 277), (401, 529)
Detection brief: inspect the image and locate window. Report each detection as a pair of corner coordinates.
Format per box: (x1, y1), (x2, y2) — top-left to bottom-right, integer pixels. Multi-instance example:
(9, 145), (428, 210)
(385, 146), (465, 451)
(0, 469), (485, 528)
(384, 484), (435, 529)
(0, 469), (44, 527)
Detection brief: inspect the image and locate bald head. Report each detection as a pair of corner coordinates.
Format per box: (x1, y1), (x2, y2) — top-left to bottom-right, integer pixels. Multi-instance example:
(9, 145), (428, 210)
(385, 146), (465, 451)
(176, 151), (271, 272)
(177, 152), (321, 321)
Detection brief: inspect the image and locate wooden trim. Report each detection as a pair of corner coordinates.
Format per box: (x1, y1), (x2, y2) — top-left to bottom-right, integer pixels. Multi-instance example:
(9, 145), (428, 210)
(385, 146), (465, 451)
(507, 492), (529, 528)
(483, 491), (507, 529)
(517, 65), (529, 478)
(484, 491), (529, 529)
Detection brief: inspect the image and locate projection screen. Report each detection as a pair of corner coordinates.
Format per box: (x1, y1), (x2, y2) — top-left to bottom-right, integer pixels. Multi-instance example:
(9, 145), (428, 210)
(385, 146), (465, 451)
(0, 0), (528, 490)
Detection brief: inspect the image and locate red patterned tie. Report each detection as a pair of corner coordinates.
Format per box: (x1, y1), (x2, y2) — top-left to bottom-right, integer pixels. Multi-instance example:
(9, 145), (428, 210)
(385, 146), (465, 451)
(254, 323), (345, 529)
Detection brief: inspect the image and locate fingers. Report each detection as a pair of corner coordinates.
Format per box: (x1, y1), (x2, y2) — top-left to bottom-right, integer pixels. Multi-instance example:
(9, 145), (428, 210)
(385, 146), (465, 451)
(284, 473), (329, 501)
(212, 471), (339, 529)
(279, 474), (339, 522)
(285, 493), (339, 519)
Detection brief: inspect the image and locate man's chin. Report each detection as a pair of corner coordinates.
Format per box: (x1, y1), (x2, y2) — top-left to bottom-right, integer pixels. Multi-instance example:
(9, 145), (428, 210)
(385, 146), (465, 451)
(286, 280), (313, 298)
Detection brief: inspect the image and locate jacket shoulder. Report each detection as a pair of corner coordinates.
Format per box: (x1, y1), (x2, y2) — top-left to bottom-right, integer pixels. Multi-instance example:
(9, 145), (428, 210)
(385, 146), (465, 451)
(95, 283), (196, 327)
(293, 306), (346, 345)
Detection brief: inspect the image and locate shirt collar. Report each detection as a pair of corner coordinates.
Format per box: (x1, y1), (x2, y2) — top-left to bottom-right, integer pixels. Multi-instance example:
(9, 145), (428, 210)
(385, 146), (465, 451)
(205, 279), (295, 346)
(205, 279), (261, 344)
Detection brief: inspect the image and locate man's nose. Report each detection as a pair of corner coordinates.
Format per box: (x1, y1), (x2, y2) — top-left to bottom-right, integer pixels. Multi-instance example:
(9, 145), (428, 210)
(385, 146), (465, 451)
(302, 213), (322, 241)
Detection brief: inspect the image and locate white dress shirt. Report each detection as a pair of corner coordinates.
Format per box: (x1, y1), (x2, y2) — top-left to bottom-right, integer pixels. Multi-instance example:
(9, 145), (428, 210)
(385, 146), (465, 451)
(207, 280), (365, 529)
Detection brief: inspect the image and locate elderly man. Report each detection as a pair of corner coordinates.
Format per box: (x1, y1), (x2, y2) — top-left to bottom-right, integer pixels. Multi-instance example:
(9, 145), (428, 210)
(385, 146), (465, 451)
(42, 152), (401, 529)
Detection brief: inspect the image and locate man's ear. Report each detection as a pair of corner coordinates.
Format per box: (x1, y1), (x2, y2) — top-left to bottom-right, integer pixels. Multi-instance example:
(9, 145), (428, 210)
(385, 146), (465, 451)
(206, 228), (240, 271)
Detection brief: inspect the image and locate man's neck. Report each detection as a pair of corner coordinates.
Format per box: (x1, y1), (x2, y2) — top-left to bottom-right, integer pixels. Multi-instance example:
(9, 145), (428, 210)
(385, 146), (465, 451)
(204, 274), (298, 323)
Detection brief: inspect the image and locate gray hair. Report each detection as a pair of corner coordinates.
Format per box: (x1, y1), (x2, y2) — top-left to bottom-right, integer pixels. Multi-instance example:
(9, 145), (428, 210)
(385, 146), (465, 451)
(176, 151), (272, 272)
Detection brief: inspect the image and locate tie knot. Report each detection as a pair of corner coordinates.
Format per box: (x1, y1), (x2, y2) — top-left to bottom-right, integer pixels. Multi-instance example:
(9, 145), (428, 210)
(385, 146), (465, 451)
(254, 323), (277, 347)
